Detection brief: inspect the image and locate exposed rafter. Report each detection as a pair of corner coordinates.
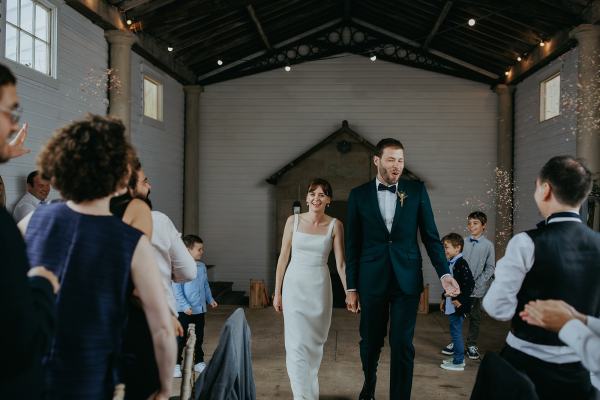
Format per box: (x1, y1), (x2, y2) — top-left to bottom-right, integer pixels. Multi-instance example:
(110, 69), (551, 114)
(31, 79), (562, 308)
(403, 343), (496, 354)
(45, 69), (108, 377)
(246, 4), (272, 50)
(64, 0), (195, 84)
(118, 0), (152, 12)
(423, 0), (453, 51)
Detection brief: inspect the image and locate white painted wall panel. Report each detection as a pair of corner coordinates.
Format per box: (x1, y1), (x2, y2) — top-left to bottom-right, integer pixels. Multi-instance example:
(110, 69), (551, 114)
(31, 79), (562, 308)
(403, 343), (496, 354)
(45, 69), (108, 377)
(1, 3), (108, 209)
(513, 48), (578, 233)
(129, 53), (185, 229)
(198, 54), (498, 301)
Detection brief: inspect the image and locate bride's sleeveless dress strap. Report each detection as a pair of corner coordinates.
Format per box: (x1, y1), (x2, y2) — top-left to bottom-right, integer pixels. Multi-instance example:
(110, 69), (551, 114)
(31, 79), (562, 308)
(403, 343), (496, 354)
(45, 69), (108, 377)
(327, 218), (336, 237)
(293, 213), (299, 233)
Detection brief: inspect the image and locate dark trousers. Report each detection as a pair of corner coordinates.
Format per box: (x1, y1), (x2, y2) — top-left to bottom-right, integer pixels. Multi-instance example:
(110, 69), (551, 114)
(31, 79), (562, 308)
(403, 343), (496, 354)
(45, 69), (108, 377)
(359, 271), (420, 400)
(501, 345), (594, 400)
(177, 312), (206, 365)
(466, 297), (482, 347)
(122, 304), (160, 400)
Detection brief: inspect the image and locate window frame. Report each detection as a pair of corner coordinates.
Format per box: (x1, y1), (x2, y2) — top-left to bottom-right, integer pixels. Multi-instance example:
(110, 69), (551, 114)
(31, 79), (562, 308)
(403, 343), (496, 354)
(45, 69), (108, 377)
(539, 72), (561, 122)
(143, 74), (164, 123)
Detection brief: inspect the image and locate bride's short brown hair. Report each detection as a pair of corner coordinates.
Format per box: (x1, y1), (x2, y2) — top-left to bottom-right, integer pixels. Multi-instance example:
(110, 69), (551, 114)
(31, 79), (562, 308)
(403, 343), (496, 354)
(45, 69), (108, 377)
(307, 178), (333, 199)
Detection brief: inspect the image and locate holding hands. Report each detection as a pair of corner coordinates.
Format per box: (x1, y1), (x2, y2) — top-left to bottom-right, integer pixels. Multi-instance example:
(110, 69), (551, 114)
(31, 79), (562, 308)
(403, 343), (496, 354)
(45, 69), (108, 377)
(441, 275), (461, 297)
(345, 291), (360, 313)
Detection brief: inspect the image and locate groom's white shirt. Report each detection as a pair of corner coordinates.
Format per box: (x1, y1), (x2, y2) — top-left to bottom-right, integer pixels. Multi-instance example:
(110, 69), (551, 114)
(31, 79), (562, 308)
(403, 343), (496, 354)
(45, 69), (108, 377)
(375, 177), (397, 232)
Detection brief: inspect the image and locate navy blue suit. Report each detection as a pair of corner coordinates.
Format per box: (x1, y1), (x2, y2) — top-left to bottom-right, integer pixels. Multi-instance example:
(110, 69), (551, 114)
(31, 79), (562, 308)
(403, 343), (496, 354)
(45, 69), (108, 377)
(345, 178), (448, 399)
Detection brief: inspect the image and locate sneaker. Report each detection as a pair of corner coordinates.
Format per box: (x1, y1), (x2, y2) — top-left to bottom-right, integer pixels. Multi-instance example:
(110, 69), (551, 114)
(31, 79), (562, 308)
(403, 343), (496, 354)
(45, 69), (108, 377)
(467, 345), (480, 360)
(440, 362), (465, 371)
(441, 342), (454, 355)
(173, 364), (182, 378)
(442, 358), (466, 367)
(193, 362), (206, 373)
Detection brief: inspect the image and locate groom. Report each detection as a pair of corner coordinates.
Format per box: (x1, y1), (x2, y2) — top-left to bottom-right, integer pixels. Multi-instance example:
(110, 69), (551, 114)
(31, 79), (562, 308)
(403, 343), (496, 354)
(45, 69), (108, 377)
(345, 138), (460, 400)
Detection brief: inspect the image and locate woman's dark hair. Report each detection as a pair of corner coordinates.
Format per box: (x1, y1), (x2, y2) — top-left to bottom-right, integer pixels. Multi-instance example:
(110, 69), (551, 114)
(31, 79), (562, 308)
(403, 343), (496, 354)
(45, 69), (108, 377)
(0, 64), (16, 89)
(128, 157), (142, 191)
(38, 114), (133, 202)
(307, 178), (333, 199)
(538, 156), (592, 207)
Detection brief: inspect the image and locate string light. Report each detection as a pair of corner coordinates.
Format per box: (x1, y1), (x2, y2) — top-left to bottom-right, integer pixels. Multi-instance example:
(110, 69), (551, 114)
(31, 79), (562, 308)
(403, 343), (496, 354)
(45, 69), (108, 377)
(505, 71), (510, 76)
(539, 40), (545, 47)
(217, 59), (223, 66)
(370, 55), (377, 62)
(468, 18), (476, 27)
(167, 46), (173, 52)
(517, 56), (522, 62)
(284, 65), (291, 72)
(126, 19), (132, 25)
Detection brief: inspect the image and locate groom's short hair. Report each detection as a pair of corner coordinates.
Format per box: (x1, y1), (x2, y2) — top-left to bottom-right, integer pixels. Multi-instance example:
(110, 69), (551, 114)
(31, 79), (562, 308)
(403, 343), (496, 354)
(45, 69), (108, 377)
(375, 138), (404, 157)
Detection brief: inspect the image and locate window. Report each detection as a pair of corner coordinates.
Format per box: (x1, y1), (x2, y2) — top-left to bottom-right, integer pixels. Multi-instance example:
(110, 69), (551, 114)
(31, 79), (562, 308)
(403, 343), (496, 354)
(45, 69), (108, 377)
(540, 73), (560, 121)
(143, 76), (163, 121)
(5, 0), (52, 75)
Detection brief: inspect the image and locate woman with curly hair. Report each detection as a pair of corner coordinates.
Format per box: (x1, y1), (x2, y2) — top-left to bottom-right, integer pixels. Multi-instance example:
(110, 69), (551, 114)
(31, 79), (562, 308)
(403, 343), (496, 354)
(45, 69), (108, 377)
(18, 115), (176, 400)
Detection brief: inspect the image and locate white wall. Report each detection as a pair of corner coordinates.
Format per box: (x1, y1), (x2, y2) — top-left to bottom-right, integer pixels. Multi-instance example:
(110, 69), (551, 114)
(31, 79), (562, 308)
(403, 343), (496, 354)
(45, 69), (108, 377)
(0, 2), (108, 209)
(198, 54), (498, 300)
(129, 52), (185, 229)
(513, 48), (578, 233)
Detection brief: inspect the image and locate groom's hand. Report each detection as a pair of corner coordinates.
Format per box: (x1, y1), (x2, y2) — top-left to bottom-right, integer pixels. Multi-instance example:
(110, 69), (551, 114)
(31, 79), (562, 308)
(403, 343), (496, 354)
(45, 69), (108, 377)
(345, 291), (360, 314)
(441, 275), (460, 297)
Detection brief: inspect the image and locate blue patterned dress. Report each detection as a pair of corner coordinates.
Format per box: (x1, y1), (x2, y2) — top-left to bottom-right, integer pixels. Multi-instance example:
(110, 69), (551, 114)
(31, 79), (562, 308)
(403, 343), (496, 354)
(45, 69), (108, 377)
(25, 203), (142, 400)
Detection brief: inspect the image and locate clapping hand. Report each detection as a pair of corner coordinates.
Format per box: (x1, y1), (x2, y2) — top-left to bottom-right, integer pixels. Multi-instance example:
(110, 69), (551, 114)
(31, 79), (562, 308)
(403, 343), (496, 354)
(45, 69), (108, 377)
(519, 300), (585, 333)
(7, 123), (31, 160)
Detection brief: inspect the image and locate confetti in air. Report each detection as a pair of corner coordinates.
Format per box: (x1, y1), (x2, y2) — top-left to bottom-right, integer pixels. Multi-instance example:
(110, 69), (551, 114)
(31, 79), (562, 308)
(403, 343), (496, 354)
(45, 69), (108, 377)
(80, 68), (123, 106)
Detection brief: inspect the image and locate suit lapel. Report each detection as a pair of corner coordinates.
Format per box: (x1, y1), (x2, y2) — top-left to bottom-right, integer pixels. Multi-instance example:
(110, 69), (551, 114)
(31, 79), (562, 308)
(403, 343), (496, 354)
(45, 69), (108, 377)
(390, 179), (406, 233)
(368, 180), (388, 232)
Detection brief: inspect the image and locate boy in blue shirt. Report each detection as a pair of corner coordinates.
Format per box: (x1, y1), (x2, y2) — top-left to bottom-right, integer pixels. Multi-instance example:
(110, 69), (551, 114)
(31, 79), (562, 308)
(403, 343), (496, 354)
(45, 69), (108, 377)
(172, 235), (218, 377)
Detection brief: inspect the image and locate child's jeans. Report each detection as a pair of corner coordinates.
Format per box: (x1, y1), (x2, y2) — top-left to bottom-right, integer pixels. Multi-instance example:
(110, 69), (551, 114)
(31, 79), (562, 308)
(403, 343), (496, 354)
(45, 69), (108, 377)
(449, 314), (465, 364)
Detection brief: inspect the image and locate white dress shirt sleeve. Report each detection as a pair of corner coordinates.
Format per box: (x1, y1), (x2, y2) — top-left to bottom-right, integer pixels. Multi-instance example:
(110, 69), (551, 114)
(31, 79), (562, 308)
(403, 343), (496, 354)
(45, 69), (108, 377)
(168, 222), (197, 283)
(483, 232), (535, 321)
(559, 318), (600, 374)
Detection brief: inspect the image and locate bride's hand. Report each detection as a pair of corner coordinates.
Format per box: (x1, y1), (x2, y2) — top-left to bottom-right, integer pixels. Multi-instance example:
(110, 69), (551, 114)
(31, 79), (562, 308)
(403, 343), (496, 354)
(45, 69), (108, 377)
(273, 293), (283, 313)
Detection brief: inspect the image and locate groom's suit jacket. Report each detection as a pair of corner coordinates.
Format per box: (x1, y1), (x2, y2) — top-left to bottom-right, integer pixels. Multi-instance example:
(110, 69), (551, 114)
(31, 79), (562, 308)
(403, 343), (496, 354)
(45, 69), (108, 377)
(345, 178), (449, 296)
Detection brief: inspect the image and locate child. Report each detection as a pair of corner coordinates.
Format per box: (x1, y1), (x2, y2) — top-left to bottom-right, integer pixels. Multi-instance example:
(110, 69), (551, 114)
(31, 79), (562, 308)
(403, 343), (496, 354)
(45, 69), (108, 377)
(440, 233), (474, 371)
(441, 211), (495, 360)
(172, 234), (218, 378)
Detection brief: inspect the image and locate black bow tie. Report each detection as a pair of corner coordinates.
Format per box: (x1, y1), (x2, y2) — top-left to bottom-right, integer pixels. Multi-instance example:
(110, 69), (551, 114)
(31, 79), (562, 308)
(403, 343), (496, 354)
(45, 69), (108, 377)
(378, 183), (396, 193)
(469, 238), (479, 243)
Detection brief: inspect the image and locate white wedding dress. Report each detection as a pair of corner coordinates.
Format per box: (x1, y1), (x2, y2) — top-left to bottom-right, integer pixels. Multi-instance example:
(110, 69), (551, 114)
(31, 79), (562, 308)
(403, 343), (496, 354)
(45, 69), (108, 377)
(282, 214), (335, 400)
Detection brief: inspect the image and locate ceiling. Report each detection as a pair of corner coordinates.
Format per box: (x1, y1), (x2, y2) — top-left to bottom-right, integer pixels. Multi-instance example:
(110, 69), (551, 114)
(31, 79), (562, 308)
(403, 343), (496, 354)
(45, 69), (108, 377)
(107, 0), (592, 85)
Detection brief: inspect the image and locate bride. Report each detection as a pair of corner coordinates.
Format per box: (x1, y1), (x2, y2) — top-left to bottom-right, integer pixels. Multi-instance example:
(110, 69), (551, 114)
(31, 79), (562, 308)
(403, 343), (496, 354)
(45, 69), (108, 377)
(273, 178), (348, 400)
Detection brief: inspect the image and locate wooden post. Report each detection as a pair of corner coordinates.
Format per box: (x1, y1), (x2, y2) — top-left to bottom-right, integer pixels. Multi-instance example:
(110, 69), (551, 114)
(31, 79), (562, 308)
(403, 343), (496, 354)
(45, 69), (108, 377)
(250, 279), (268, 308)
(180, 323), (196, 400)
(418, 284), (430, 314)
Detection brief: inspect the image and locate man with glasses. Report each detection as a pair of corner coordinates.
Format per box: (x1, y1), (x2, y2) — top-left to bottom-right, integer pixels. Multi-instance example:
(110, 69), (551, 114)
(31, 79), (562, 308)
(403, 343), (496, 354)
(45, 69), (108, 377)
(0, 63), (59, 399)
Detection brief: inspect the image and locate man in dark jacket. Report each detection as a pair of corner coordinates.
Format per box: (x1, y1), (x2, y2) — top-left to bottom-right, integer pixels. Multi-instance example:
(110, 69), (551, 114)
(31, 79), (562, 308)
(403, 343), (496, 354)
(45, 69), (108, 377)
(0, 63), (59, 399)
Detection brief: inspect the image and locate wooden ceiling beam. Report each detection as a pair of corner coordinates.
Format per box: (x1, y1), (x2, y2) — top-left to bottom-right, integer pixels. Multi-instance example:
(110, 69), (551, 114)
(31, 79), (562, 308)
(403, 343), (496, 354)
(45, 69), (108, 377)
(65, 0), (196, 83)
(246, 4), (272, 50)
(128, 0), (178, 18)
(118, 0), (153, 12)
(423, 0), (453, 51)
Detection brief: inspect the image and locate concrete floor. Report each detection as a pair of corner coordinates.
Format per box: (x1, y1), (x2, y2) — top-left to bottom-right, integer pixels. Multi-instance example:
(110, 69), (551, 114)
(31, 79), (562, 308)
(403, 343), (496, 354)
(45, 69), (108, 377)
(173, 305), (509, 400)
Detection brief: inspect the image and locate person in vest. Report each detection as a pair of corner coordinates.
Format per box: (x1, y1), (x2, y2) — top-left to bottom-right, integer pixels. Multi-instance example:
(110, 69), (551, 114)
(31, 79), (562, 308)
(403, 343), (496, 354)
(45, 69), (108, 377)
(483, 155), (600, 400)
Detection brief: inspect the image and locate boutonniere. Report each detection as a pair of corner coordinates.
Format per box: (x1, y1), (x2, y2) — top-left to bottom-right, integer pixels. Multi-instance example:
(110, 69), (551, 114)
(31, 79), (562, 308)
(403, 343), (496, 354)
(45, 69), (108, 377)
(397, 191), (408, 207)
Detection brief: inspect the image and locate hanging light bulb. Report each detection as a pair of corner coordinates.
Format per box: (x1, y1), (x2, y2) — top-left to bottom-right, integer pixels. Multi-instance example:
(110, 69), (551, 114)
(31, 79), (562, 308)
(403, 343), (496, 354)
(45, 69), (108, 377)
(217, 59), (223, 66)
(284, 65), (291, 72)
(370, 55), (377, 62)
(468, 18), (476, 27)
(505, 70), (510, 76)
(126, 19), (132, 26)
(167, 45), (173, 52)
(517, 56), (522, 62)
(539, 40), (545, 47)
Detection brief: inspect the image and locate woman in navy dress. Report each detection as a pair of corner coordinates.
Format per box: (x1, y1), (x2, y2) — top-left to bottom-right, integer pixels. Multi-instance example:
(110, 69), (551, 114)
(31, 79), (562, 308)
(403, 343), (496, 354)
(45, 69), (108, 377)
(19, 115), (176, 400)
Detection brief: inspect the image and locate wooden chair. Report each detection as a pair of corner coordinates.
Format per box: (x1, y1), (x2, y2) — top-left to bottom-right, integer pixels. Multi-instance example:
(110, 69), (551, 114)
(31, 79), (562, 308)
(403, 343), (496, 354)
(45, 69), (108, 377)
(112, 383), (125, 400)
(180, 323), (197, 400)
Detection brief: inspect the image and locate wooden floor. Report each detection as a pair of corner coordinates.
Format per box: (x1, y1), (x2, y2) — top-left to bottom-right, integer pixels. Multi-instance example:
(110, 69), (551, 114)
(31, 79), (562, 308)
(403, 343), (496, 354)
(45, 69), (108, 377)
(173, 305), (510, 399)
